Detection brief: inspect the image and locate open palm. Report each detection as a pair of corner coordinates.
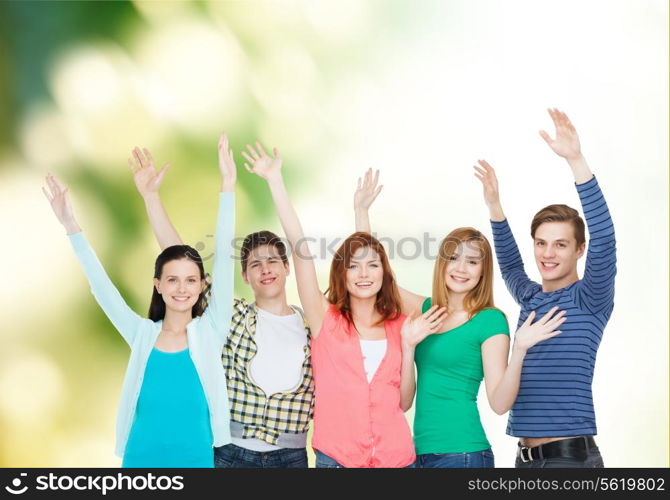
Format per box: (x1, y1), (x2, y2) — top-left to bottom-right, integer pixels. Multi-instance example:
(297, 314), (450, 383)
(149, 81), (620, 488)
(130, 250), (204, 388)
(539, 108), (582, 160)
(241, 142), (282, 181)
(42, 174), (75, 226)
(128, 147), (169, 197)
(354, 168), (383, 211)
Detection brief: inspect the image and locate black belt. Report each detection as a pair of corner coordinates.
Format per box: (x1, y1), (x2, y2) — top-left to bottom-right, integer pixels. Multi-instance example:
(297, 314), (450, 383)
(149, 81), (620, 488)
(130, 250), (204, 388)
(517, 436), (596, 463)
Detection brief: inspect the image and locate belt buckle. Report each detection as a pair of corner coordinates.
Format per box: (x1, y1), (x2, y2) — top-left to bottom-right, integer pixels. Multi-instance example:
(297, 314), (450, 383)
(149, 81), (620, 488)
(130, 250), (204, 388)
(519, 446), (533, 463)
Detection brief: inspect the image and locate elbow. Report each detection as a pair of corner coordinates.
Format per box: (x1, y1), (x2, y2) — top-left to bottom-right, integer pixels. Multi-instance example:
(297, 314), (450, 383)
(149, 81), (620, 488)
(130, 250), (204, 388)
(490, 403), (510, 416)
(401, 400), (413, 412)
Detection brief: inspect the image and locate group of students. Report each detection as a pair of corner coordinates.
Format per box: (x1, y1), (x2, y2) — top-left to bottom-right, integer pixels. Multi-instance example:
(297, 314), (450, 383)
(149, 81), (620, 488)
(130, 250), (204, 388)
(43, 108), (616, 468)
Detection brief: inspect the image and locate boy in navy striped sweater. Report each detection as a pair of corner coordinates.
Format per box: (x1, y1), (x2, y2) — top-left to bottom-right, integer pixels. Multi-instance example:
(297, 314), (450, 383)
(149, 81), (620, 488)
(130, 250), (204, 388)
(474, 109), (616, 467)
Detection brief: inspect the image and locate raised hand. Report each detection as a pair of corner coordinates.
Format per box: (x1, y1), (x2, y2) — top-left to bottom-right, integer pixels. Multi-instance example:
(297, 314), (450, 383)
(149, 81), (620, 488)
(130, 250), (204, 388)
(128, 147), (170, 198)
(42, 174), (80, 234)
(218, 133), (237, 191)
(401, 305), (448, 349)
(539, 108), (582, 160)
(354, 168), (383, 212)
(513, 306), (566, 353)
(473, 159), (501, 208)
(241, 141), (282, 182)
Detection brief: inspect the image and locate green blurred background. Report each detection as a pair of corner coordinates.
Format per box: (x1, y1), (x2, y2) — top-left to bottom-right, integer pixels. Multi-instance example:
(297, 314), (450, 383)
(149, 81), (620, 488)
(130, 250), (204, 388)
(1, 0), (667, 467)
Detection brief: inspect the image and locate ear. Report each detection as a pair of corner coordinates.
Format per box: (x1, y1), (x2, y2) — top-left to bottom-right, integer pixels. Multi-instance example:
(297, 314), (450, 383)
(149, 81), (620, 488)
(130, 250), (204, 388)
(577, 242), (586, 259)
(153, 278), (161, 293)
(200, 277), (207, 292)
(283, 260), (290, 277)
(241, 270), (250, 284)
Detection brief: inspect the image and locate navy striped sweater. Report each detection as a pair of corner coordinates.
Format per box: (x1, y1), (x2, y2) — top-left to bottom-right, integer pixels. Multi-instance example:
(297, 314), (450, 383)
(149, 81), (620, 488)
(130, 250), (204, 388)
(491, 176), (616, 437)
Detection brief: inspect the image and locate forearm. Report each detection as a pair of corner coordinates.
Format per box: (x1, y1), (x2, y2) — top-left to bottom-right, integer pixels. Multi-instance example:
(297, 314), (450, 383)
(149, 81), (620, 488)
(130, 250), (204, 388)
(487, 202), (506, 222)
(266, 176), (308, 252)
(567, 154), (594, 185)
(142, 193), (183, 250)
(63, 218), (81, 235)
(488, 348), (525, 415)
(399, 345), (416, 411)
(355, 208), (371, 233)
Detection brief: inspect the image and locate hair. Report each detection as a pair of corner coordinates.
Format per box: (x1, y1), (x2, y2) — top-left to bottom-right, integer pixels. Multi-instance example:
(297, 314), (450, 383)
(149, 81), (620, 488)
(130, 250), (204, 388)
(531, 204), (586, 247)
(148, 245), (209, 322)
(432, 227), (495, 319)
(326, 232), (402, 326)
(240, 230), (288, 273)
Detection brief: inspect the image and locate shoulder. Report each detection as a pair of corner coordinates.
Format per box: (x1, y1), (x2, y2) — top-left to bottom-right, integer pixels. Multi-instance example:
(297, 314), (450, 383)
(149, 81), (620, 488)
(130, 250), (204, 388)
(472, 307), (509, 332)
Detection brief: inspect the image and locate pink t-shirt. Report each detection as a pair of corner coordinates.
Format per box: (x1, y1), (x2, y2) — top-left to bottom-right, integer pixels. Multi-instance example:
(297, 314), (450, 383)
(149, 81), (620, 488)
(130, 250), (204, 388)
(311, 305), (415, 468)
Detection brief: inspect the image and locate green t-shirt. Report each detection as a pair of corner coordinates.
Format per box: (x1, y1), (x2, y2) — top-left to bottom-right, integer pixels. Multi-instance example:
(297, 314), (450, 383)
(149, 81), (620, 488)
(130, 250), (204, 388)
(413, 298), (509, 454)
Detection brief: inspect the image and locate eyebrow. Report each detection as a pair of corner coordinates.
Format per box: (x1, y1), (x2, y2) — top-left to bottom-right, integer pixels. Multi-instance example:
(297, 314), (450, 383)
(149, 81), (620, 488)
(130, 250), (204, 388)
(249, 256), (280, 263)
(350, 258), (380, 263)
(165, 275), (200, 278)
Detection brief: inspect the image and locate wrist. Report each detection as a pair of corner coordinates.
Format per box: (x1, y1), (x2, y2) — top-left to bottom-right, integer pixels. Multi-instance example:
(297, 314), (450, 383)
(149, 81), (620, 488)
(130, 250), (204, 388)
(142, 192), (160, 203)
(64, 220), (81, 235)
(220, 182), (235, 193)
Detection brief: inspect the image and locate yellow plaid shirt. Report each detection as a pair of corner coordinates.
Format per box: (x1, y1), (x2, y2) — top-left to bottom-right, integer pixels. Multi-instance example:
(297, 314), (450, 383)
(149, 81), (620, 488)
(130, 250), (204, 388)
(223, 298), (314, 445)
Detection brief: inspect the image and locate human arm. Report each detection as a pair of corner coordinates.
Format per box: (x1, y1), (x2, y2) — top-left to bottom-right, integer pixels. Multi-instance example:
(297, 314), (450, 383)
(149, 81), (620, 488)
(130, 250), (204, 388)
(242, 143), (329, 336)
(43, 174), (143, 344)
(482, 307), (566, 415)
(203, 136), (237, 341)
(475, 160), (539, 304)
(540, 109), (616, 312)
(128, 147), (182, 250)
(399, 305), (447, 411)
(353, 168), (425, 315)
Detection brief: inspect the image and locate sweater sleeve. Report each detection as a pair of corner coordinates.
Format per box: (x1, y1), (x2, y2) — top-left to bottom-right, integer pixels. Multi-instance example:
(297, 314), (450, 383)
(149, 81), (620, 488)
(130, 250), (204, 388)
(490, 219), (541, 306)
(202, 192), (235, 344)
(575, 176), (617, 315)
(68, 232), (144, 345)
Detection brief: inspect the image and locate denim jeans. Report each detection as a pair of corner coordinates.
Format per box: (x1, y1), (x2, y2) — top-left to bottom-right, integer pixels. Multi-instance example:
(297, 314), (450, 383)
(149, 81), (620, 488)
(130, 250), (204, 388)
(214, 444), (307, 468)
(515, 442), (604, 468)
(417, 448), (495, 468)
(315, 450), (416, 468)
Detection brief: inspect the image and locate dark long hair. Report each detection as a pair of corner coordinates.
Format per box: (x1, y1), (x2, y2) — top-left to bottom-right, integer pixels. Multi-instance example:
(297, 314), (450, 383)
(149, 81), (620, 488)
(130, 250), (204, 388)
(326, 232), (402, 327)
(148, 245), (209, 322)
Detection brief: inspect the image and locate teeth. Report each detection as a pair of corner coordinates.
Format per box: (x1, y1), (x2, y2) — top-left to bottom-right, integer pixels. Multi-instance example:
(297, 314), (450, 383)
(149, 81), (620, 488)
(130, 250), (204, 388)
(173, 297), (190, 301)
(260, 278), (275, 284)
(543, 263), (558, 268)
(356, 282), (372, 286)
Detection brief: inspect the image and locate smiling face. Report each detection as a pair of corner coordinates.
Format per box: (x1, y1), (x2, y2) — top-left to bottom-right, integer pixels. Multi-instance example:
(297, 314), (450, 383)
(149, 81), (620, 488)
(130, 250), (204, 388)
(153, 258), (206, 314)
(345, 246), (384, 299)
(533, 221), (585, 291)
(242, 244), (290, 300)
(444, 242), (484, 295)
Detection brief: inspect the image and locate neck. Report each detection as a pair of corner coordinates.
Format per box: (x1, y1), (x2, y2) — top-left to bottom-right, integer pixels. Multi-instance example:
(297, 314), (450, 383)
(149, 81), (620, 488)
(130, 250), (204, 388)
(350, 296), (380, 326)
(255, 292), (293, 316)
(162, 309), (192, 334)
(542, 271), (580, 293)
(446, 290), (467, 313)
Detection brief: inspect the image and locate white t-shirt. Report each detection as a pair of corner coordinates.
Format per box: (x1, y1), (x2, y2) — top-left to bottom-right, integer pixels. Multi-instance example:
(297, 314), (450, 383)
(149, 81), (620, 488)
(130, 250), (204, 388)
(232, 307), (308, 452)
(359, 338), (388, 383)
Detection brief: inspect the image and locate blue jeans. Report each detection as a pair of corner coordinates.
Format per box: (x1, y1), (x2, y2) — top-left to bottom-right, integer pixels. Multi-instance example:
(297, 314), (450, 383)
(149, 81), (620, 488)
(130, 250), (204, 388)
(417, 448), (495, 468)
(214, 444), (307, 468)
(315, 450), (416, 468)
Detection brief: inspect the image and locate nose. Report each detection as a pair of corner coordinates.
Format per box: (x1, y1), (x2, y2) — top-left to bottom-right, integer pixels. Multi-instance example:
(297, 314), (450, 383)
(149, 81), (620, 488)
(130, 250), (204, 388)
(261, 261), (271, 275)
(456, 258), (467, 272)
(178, 280), (186, 292)
(542, 245), (556, 258)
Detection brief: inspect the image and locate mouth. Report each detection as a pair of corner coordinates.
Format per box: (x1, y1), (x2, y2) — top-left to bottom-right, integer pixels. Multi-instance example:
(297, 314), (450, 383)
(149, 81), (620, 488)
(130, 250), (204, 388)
(541, 262), (559, 271)
(449, 275), (469, 284)
(355, 281), (374, 289)
(260, 277), (277, 285)
(172, 296), (191, 302)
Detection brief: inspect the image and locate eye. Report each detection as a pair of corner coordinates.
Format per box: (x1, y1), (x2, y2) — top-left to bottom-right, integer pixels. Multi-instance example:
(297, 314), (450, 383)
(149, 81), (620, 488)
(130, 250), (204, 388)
(448, 255), (457, 261)
(167, 278), (176, 282)
(347, 264), (357, 269)
(557, 243), (566, 248)
(468, 260), (478, 265)
(251, 263), (260, 268)
(370, 263), (379, 268)
(188, 278), (197, 283)
(536, 241), (545, 247)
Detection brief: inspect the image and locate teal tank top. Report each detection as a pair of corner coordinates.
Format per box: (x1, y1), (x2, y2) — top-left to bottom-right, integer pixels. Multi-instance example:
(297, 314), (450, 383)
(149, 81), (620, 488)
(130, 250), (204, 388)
(123, 348), (213, 467)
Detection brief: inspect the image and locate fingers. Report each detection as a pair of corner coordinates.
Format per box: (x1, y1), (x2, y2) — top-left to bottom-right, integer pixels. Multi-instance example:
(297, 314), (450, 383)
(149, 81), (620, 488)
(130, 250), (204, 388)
(522, 310), (536, 327)
(539, 129), (552, 145)
(273, 147), (281, 159)
(41, 186), (53, 202)
(357, 177), (361, 190)
(537, 306), (560, 324)
(241, 151), (254, 164)
(243, 163), (254, 174)
(156, 164), (170, 184)
(142, 148), (154, 166)
(255, 141), (267, 157)
(127, 157), (137, 173)
(372, 169), (380, 187)
(132, 147), (145, 169)
(245, 144), (260, 161)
